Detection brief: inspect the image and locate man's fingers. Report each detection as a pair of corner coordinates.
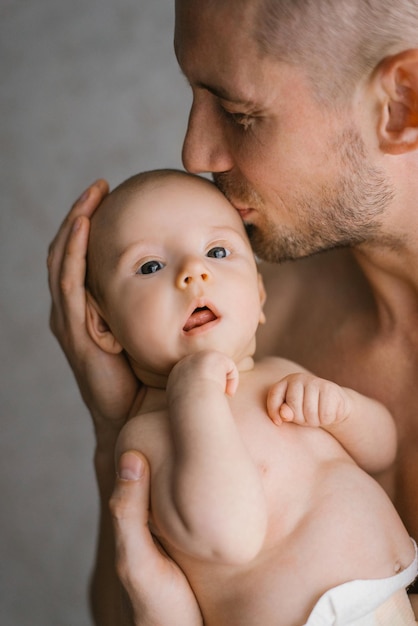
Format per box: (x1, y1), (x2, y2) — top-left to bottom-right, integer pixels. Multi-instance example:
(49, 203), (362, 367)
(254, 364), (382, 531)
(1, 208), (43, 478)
(110, 452), (204, 626)
(48, 180), (109, 340)
(71, 179), (109, 215)
(49, 217), (90, 341)
(59, 216), (90, 318)
(47, 180), (109, 300)
(110, 451), (154, 589)
(48, 179), (108, 265)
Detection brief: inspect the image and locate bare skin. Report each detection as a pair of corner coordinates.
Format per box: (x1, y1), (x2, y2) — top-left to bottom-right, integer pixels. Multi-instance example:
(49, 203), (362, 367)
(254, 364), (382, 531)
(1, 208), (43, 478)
(48, 180), (141, 624)
(174, 0), (418, 543)
(84, 174), (413, 623)
(257, 251), (418, 536)
(255, 251), (418, 616)
(47, 0), (418, 623)
(116, 353), (414, 626)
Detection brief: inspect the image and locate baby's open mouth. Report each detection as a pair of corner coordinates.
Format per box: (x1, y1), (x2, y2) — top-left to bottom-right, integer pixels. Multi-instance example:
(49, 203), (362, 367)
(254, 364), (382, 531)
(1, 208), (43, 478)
(183, 306), (218, 332)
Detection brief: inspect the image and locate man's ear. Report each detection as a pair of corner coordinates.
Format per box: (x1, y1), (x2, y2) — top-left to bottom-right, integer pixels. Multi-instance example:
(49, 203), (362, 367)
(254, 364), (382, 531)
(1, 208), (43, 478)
(85, 291), (123, 354)
(257, 272), (267, 325)
(375, 49), (418, 154)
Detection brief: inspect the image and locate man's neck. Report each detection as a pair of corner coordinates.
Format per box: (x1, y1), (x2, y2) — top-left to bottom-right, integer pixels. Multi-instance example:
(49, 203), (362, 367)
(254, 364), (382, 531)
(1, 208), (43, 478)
(353, 234), (418, 336)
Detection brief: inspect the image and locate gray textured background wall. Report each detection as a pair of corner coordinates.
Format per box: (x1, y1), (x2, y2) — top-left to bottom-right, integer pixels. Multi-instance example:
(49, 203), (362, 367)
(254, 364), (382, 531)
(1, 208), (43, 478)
(1, 2), (189, 624)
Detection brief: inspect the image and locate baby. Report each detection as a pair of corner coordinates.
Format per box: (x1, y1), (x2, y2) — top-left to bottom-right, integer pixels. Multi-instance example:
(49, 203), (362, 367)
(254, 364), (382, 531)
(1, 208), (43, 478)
(86, 169), (417, 625)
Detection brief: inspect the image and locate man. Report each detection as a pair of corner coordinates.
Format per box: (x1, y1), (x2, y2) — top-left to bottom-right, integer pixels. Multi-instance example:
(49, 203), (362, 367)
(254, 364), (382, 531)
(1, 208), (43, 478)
(48, 0), (418, 623)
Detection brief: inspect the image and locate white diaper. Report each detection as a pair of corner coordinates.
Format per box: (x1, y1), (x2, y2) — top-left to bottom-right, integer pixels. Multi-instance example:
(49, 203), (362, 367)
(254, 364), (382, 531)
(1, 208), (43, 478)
(304, 540), (418, 625)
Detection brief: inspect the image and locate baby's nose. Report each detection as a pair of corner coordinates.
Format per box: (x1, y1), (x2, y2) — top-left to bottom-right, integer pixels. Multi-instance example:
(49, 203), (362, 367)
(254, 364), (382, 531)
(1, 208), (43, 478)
(176, 258), (210, 289)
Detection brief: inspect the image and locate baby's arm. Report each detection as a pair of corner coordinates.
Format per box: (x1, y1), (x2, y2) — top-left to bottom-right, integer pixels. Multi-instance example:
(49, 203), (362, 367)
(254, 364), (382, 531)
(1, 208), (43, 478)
(119, 351), (267, 565)
(267, 372), (397, 474)
(161, 350), (267, 562)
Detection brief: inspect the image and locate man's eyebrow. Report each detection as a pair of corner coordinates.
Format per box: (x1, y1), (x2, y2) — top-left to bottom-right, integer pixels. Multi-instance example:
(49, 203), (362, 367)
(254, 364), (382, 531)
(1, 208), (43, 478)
(175, 46), (253, 105)
(195, 81), (254, 106)
(178, 68), (254, 106)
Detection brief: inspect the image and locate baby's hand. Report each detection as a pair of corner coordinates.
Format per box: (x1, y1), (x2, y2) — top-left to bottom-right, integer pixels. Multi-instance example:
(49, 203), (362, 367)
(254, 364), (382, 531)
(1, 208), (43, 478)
(167, 351), (239, 399)
(267, 373), (352, 427)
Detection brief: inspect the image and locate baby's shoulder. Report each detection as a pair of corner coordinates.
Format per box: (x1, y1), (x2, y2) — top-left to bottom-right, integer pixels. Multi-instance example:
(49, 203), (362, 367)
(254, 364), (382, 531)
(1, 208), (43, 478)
(117, 401), (170, 466)
(253, 355), (309, 382)
(237, 357), (308, 404)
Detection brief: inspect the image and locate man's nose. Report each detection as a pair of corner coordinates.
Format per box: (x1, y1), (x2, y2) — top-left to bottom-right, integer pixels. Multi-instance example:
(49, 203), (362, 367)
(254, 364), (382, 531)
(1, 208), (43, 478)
(175, 256), (211, 290)
(182, 91), (234, 175)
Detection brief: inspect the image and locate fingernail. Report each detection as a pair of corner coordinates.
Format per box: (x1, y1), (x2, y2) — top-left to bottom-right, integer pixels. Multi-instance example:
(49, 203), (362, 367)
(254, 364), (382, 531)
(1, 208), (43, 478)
(72, 216), (82, 233)
(118, 452), (144, 481)
(79, 188), (90, 203)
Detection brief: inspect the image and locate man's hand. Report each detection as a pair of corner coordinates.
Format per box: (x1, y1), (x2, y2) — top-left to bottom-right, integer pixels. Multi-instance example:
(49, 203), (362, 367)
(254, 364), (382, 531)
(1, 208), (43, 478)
(408, 594), (418, 620)
(47, 180), (139, 440)
(267, 372), (352, 427)
(111, 451), (203, 626)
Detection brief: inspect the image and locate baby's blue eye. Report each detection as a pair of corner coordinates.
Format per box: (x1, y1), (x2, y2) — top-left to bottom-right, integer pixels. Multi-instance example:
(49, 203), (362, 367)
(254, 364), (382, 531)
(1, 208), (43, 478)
(207, 246), (230, 259)
(137, 260), (165, 275)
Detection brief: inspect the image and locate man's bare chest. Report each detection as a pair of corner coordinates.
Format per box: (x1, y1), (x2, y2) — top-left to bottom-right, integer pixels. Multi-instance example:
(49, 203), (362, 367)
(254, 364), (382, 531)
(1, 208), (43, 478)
(285, 332), (418, 536)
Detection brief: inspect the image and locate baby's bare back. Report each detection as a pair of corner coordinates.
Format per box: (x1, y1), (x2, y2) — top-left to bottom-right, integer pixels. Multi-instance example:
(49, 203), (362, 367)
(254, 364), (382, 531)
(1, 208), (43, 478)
(170, 361), (414, 625)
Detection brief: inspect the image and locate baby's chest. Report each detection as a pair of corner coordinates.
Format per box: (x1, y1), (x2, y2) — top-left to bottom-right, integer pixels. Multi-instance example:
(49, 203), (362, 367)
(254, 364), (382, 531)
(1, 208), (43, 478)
(235, 408), (316, 492)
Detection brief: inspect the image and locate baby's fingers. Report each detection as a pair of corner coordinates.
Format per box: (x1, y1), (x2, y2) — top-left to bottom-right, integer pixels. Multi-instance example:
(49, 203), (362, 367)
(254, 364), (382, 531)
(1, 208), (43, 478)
(267, 380), (289, 425)
(279, 403), (295, 422)
(318, 386), (350, 425)
(224, 361), (239, 397)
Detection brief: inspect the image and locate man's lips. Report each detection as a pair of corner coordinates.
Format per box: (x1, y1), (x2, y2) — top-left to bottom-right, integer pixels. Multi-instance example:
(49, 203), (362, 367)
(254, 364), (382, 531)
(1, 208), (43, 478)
(235, 208), (253, 220)
(230, 203), (255, 221)
(183, 306), (218, 332)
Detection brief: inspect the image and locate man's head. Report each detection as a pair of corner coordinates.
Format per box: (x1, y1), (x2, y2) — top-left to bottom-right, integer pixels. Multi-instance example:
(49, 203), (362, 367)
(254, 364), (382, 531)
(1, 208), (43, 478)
(175, 0), (418, 261)
(254, 0), (418, 101)
(86, 170), (266, 387)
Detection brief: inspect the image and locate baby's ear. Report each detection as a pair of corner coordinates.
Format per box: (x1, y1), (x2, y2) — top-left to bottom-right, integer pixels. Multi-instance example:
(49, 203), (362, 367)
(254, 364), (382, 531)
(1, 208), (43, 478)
(374, 49), (418, 154)
(257, 272), (267, 325)
(85, 292), (123, 354)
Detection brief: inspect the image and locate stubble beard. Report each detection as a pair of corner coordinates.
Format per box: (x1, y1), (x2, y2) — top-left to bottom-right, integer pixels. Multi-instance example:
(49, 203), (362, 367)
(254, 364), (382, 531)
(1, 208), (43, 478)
(214, 128), (395, 263)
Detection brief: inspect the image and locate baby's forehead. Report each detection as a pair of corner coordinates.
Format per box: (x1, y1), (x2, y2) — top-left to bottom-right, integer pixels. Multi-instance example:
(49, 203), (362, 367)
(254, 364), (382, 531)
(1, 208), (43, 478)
(107, 178), (239, 225)
(91, 173), (248, 261)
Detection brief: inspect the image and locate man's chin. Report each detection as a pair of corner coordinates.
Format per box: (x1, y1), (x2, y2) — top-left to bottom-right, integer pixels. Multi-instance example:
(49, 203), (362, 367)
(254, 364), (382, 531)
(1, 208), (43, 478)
(245, 223), (310, 264)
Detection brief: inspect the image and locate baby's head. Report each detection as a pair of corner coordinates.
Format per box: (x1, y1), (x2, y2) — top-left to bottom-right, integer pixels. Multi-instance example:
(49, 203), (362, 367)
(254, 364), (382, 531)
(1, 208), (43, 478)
(86, 169), (266, 387)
